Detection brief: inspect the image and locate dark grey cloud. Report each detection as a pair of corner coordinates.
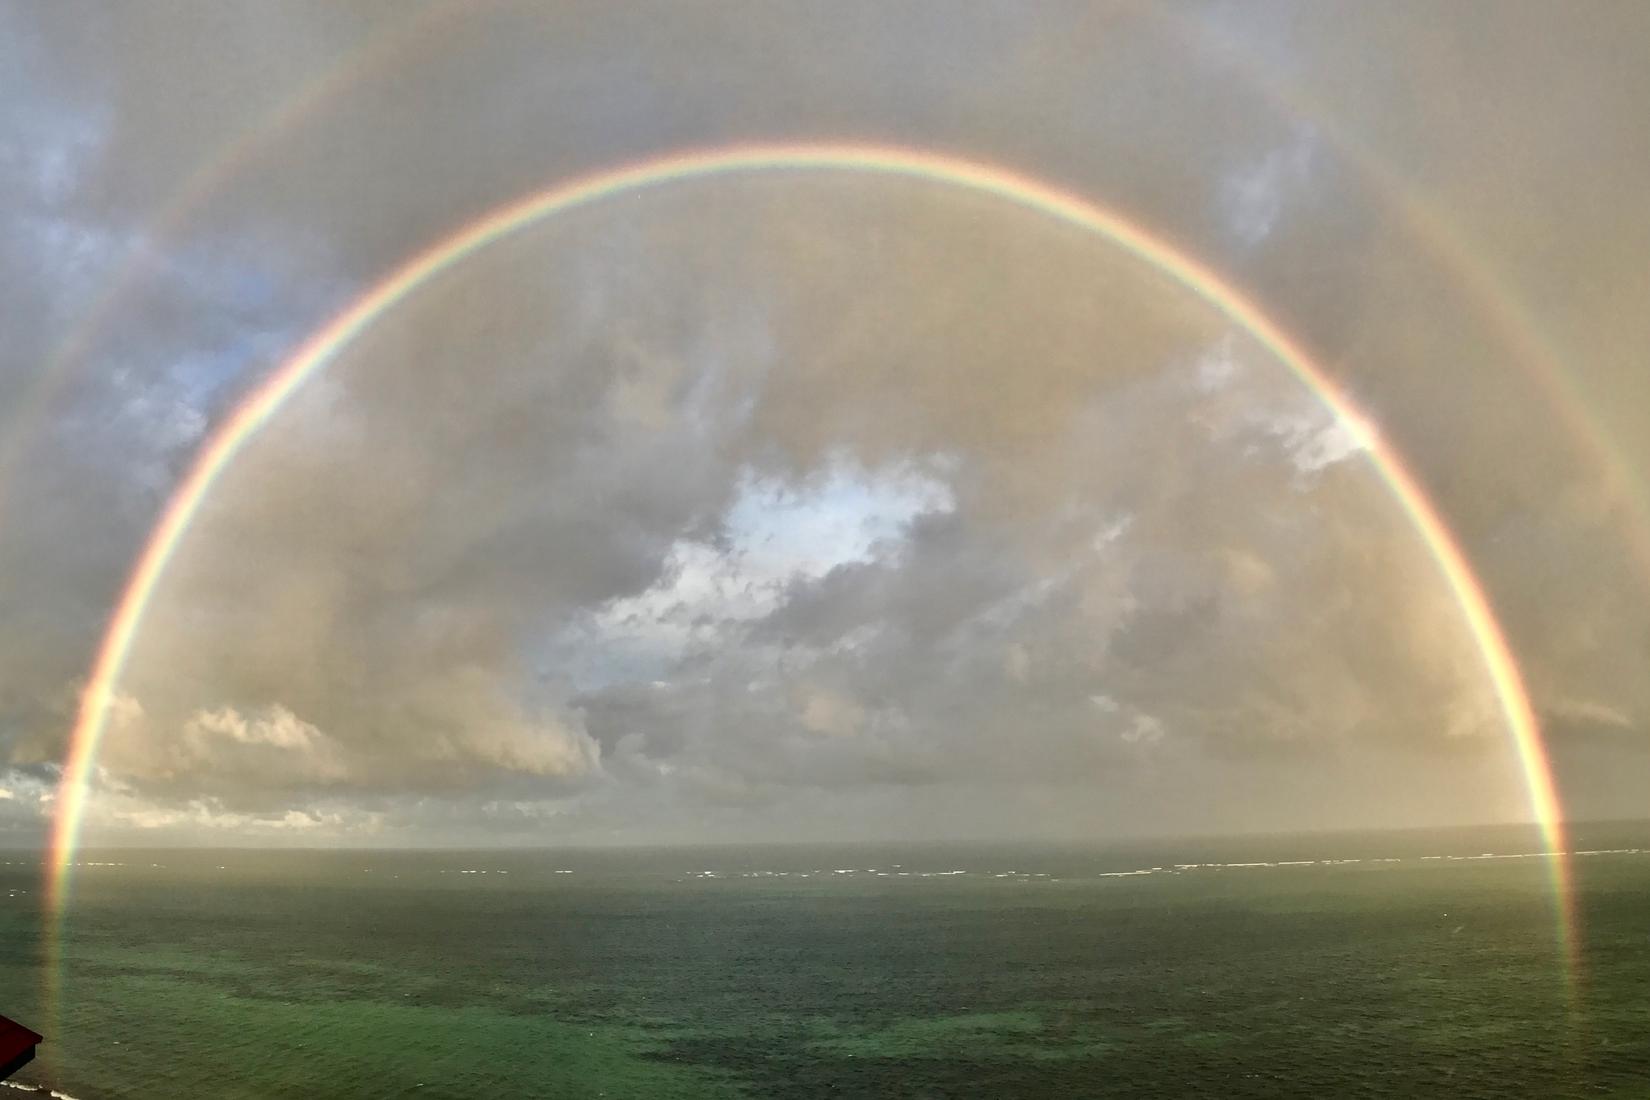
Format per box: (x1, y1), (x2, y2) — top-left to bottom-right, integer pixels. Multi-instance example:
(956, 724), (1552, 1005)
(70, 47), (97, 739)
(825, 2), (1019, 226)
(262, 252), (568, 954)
(0, 1), (1645, 845)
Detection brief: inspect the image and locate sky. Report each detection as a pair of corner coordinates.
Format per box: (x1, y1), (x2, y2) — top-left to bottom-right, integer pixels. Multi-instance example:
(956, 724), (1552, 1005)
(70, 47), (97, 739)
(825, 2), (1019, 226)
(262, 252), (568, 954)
(0, 1), (1646, 847)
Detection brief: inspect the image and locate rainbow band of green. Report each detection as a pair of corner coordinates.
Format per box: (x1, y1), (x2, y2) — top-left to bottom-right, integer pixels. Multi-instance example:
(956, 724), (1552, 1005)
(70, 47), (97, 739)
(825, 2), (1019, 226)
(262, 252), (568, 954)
(47, 141), (1572, 960)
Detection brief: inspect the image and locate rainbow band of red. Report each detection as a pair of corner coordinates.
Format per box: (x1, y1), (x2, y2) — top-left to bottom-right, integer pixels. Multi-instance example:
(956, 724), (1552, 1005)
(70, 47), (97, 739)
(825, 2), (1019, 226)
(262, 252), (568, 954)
(47, 141), (1572, 957)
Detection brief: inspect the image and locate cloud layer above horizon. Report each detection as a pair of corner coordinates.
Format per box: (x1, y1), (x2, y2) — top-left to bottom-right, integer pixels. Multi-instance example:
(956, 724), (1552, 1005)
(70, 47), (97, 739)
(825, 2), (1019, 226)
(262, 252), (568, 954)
(2, 1), (1646, 846)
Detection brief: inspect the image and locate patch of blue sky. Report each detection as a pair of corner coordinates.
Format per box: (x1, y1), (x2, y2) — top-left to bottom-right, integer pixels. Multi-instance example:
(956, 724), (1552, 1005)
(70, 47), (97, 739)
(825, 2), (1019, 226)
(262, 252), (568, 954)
(536, 456), (953, 694)
(722, 456), (954, 581)
(1217, 120), (1319, 248)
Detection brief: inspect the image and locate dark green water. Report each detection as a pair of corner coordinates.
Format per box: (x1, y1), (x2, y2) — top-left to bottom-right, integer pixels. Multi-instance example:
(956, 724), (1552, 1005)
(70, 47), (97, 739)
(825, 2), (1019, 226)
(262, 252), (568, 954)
(2, 823), (1648, 1098)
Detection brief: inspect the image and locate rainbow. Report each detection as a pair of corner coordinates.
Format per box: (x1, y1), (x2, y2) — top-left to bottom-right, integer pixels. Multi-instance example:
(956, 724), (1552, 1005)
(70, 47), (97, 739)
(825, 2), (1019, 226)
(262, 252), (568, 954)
(46, 142), (1573, 958)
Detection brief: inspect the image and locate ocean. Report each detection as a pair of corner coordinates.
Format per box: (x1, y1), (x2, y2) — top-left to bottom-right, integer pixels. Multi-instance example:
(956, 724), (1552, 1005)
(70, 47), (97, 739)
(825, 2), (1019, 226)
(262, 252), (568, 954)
(2, 822), (1647, 1098)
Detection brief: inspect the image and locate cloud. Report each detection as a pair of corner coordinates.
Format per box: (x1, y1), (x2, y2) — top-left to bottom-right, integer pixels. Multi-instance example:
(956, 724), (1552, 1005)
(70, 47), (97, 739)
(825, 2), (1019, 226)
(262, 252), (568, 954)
(795, 685), (868, 740)
(188, 704), (323, 751)
(1, 2), (1646, 845)
(18, 172), (1598, 838)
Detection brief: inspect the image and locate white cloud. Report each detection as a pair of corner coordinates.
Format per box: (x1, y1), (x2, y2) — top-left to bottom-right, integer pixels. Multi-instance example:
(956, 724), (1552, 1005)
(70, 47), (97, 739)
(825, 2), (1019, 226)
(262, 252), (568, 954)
(187, 704), (323, 751)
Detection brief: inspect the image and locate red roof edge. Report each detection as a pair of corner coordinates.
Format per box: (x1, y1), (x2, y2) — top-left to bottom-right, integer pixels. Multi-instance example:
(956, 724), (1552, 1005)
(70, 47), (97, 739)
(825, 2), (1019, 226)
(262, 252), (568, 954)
(0, 1013), (41, 1073)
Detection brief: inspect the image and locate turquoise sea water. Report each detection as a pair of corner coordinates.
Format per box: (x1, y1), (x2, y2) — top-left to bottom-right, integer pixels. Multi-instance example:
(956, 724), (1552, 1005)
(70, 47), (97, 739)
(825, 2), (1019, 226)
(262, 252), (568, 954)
(2, 823), (1648, 1098)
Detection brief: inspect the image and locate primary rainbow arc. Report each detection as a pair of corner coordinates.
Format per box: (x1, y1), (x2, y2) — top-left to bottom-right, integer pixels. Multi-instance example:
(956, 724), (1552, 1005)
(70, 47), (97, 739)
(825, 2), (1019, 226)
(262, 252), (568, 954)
(47, 141), (1572, 966)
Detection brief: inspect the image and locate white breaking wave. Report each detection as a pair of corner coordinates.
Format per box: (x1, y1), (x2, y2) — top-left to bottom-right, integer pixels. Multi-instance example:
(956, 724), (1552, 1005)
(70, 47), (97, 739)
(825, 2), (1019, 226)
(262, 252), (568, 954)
(3, 1083), (87, 1100)
(664, 847), (1650, 888)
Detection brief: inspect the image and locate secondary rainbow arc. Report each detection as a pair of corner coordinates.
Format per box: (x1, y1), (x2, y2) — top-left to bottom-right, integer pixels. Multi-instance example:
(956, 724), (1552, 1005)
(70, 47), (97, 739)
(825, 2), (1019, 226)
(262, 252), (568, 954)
(0, 0), (470, 536)
(46, 141), (1574, 969)
(1148, 2), (1650, 590)
(14, 2), (1649, 608)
